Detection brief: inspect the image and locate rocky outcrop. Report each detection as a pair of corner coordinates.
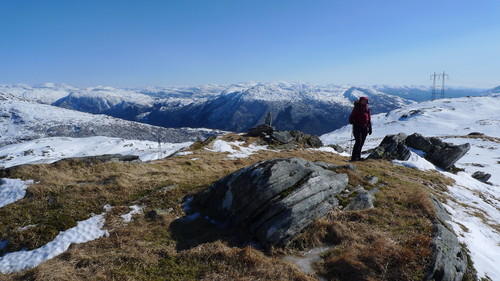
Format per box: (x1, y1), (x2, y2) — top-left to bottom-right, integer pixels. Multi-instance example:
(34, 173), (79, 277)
(425, 195), (468, 281)
(55, 154), (140, 164)
(366, 133), (411, 161)
(367, 133), (470, 171)
(405, 133), (470, 170)
(247, 124), (275, 137)
(189, 158), (349, 247)
(471, 171), (491, 183)
(247, 125), (323, 149)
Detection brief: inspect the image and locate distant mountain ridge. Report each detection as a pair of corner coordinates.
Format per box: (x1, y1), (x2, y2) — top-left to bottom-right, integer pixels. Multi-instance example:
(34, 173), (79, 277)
(0, 92), (222, 146)
(373, 85), (490, 101)
(1, 82), (494, 136)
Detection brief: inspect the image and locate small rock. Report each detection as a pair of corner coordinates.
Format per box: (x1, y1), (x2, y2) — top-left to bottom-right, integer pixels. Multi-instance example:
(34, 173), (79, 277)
(467, 132), (484, 136)
(145, 210), (158, 220)
(365, 176), (379, 185)
(344, 187), (379, 211)
(471, 171), (491, 183)
(341, 164), (356, 171)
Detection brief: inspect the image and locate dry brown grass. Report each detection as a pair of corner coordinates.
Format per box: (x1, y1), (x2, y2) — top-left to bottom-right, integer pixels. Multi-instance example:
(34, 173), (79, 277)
(281, 159), (450, 281)
(1, 135), (457, 280)
(7, 212), (312, 281)
(316, 210), (433, 281)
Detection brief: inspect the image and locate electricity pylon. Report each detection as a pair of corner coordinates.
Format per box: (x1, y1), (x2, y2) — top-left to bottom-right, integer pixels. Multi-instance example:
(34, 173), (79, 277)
(430, 71), (449, 100)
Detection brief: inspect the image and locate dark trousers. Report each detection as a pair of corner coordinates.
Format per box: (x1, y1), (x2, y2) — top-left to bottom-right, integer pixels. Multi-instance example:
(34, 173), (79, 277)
(351, 125), (368, 161)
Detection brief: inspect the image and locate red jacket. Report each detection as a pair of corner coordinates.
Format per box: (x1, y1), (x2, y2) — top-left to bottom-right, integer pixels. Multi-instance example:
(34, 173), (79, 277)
(349, 97), (371, 128)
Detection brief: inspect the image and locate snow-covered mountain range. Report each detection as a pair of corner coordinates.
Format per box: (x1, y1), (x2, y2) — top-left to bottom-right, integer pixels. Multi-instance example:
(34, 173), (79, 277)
(0, 82), (412, 135)
(2, 82), (493, 135)
(0, 91), (222, 147)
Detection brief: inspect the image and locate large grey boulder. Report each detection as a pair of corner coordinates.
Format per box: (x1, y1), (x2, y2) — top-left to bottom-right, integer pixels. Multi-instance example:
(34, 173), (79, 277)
(190, 158), (349, 247)
(406, 133), (470, 170)
(270, 131), (294, 144)
(367, 133), (411, 161)
(425, 196), (468, 281)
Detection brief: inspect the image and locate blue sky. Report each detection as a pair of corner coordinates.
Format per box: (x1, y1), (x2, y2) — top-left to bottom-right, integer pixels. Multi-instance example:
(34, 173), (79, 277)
(1, 0), (499, 88)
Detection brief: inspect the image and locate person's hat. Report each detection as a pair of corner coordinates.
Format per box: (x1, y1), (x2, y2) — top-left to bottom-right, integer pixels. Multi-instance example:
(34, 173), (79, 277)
(359, 96), (369, 103)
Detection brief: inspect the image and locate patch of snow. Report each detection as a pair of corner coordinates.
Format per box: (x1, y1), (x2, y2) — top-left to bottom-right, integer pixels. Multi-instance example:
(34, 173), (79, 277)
(282, 245), (331, 278)
(205, 139), (270, 159)
(120, 205), (143, 223)
(0, 214), (109, 274)
(392, 151), (437, 171)
(445, 137), (500, 186)
(205, 140), (236, 154)
(308, 146), (340, 154)
(0, 178), (34, 208)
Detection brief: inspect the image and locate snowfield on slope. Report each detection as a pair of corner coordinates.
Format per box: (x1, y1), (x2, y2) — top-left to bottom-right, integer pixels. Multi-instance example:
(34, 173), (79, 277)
(0, 136), (192, 168)
(393, 153), (500, 281)
(321, 93), (500, 280)
(0, 91), (222, 146)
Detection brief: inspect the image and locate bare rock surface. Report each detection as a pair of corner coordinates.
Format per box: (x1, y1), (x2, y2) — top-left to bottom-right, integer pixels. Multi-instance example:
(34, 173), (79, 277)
(405, 133), (470, 170)
(190, 158), (348, 247)
(425, 195), (468, 281)
(368, 133), (470, 171)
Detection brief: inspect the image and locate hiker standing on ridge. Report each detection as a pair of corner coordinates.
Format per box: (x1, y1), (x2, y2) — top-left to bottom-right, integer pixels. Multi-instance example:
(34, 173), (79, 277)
(349, 97), (372, 161)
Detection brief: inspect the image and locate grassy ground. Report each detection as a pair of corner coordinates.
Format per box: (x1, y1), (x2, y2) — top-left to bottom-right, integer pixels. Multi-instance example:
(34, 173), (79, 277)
(0, 134), (461, 280)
